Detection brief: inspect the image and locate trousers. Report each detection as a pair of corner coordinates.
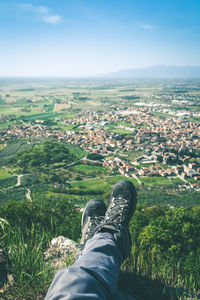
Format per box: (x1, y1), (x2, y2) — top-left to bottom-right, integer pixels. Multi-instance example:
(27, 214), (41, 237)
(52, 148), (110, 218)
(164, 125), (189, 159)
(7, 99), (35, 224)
(45, 232), (135, 300)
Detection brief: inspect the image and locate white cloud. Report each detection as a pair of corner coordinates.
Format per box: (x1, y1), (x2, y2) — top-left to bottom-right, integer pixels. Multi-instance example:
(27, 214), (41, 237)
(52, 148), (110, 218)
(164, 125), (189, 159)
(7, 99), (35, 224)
(140, 24), (157, 30)
(42, 15), (63, 24)
(36, 6), (49, 14)
(17, 3), (63, 24)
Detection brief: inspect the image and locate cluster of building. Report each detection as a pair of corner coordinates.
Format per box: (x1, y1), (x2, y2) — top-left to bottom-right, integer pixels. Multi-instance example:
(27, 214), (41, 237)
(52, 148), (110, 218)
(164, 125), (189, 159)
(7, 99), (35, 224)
(0, 106), (200, 187)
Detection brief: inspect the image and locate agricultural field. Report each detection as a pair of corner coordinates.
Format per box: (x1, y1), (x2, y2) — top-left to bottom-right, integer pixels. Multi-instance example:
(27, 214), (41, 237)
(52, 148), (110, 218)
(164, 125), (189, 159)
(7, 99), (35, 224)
(0, 78), (199, 209)
(69, 164), (111, 178)
(139, 176), (171, 185)
(0, 79), (200, 300)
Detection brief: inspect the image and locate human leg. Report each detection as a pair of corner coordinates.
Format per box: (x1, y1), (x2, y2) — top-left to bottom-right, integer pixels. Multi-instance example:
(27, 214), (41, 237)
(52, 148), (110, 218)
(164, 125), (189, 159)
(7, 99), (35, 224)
(45, 233), (121, 300)
(45, 181), (137, 300)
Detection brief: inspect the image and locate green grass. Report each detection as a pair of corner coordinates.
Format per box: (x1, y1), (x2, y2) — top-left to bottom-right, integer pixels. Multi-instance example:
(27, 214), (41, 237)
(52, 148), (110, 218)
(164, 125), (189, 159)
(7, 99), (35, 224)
(70, 176), (139, 197)
(118, 150), (145, 162)
(0, 168), (13, 179)
(64, 112), (77, 119)
(170, 177), (184, 184)
(107, 121), (135, 128)
(188, 116), (200, 123)
(17, 112), (65, 121)
(71, 178), (110, 194)
(135, 123), (148, 128)
(0, 121), (16, 129)
(0, 140), (34, 166)
(70, 164), (110, 176)
(0, 188), (27, 205)
(136, 163), (152, 168)
(150, 111), (176, 119)
(186, 178), (198, 184)
(140, 176), (170, 185)
(0, 198), (81, 299)
(55, 123), (75, 131)
(44, 104), (55, 112)
(66, 143), (88, 160)
(111, 128), (134, 134)
(157, 163), (169, 170)
(0, 176), (17, 189)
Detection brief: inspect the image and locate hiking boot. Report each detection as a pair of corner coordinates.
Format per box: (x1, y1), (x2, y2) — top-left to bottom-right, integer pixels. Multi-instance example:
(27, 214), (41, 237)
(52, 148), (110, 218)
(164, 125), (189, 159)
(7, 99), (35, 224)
(96, 180), (137, 261)
(80, 199), (107, 245)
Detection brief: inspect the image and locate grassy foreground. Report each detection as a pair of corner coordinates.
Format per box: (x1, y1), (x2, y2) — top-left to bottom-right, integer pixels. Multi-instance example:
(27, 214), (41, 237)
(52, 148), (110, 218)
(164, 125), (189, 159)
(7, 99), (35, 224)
(0, 198), (200, 300)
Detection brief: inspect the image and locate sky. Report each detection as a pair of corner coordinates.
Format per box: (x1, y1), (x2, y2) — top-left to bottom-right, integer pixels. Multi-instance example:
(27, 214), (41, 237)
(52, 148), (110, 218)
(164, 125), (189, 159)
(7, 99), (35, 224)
(0, 0), (200, 77)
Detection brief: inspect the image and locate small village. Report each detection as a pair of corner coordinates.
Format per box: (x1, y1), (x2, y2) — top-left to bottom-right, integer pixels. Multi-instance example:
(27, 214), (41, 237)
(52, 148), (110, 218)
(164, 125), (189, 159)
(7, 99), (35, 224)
(1, 105), (200, 190)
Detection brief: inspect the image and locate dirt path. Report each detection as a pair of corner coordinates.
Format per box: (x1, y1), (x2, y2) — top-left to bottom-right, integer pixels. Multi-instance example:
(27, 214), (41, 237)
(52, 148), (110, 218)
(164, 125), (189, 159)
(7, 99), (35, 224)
(177, 175), (188, 183)
(16, 175), (23, 186)
(132, 174), (141, 185)
(0, 174), (33, 202)
(26, 189), (32, 203)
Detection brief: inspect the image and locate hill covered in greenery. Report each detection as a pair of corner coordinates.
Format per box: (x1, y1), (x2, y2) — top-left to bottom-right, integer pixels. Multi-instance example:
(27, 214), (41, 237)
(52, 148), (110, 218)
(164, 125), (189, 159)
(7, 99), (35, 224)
(0, 199), (200, 299)
(9, 140), (86, 170)
(0, 139), (199, 299)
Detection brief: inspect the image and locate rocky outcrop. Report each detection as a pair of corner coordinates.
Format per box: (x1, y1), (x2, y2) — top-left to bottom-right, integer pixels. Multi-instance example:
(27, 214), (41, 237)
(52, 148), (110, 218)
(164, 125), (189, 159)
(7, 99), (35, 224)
(44, 236), (81, 271)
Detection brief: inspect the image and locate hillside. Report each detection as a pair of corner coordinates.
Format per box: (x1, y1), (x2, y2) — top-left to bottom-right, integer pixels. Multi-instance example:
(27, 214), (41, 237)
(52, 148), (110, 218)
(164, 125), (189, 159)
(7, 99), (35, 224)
(0, 140), (200, 299)
(0, 78), (199, 300)
(99, 65), (200, 78)
(1, 199), (200, 299)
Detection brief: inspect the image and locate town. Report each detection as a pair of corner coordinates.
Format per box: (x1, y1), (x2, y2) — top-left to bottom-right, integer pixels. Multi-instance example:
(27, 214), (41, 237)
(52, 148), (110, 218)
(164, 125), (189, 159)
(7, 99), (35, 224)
(1, 101), (200, 191)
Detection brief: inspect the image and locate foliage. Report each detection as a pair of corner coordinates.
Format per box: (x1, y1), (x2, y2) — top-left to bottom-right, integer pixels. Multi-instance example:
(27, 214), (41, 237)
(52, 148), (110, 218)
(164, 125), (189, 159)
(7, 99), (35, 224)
(20, 174), (40, 187)
(87, 153), (104, 160)
(16, 141), (76, 169)
(122, 95), (140, 100)
(0, 96), (5, 104)
(0, 176), (17, 189)
(17, 112), (65, 122)
(0, 140), (34, 166)
(0, 197), (81, 299)
(0, 188), (27, 205)
(0, 168), (13, 179)
(70, 164), (109, 177)
(137, 187), (200, 207)
(0, 197), (81, 239)
(127, 206), (200, 297)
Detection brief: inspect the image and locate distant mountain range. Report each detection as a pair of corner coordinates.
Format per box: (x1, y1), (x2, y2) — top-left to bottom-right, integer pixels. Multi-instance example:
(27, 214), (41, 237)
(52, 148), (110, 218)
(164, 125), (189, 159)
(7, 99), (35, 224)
(98, 65), (200, 78)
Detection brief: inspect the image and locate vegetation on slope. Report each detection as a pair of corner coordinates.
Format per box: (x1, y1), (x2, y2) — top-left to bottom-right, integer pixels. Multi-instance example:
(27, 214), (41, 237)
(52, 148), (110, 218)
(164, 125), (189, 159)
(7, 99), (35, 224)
(0, 201), (200, 299)
(0, 196), (81, 299)
(127, 205), (200, 298)
(15, 141), (81, 169)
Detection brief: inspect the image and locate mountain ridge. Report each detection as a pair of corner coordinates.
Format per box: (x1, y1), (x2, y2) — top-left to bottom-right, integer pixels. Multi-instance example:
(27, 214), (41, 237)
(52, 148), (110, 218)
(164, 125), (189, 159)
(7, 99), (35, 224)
(98, 65), (200, 78)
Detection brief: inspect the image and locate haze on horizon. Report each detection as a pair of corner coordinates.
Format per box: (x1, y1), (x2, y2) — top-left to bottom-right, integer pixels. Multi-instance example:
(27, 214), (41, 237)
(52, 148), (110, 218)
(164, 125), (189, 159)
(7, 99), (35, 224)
(0, 0), (200, 77)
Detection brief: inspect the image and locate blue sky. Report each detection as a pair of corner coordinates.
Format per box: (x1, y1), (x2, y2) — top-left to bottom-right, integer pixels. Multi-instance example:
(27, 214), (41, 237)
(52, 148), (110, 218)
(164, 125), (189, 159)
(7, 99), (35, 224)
(0, 0), (200, 77)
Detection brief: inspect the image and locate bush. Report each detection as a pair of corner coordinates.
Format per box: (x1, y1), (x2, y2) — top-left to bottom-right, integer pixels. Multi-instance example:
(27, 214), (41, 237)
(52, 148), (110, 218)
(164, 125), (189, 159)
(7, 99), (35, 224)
(87, 153), (103, 160)
(128, 206), (200, 295)
(0, 176), (17, 189)
(0, 196), (81, 298)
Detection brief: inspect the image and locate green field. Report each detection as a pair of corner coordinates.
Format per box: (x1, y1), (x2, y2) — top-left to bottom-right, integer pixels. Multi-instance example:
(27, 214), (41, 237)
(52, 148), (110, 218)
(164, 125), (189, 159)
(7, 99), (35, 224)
(118, 150), (145, 161)
(1, 79), (200, 300)
(111, 128), (134, 134)
(139, 176), (171, 185)
(69, 164), (110, 177)
(54, 123), (75, 131)
(17, 111), (65, 121)
(0, 168), (13, 179)
(0, 121), (16, 129)
(186, 178), (198, 184)
(170, 177), (184, 184)
(70, 176), (139, 199)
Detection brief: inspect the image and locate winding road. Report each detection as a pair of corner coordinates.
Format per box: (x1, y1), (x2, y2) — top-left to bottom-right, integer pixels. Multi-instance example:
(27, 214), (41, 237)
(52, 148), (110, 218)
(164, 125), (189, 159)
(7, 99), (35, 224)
(0, 174), (32, 202)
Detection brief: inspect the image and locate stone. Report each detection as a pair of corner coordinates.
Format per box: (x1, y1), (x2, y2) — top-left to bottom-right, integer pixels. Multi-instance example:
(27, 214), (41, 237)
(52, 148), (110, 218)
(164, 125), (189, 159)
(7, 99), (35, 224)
(44, 236), (81, 271)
